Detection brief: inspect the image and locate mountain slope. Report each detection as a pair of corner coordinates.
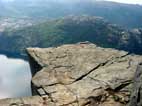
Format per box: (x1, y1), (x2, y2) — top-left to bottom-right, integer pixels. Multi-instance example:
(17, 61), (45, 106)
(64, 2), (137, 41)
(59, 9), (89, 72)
(0, 16), (142, 58)
(0, 0), (142, 28)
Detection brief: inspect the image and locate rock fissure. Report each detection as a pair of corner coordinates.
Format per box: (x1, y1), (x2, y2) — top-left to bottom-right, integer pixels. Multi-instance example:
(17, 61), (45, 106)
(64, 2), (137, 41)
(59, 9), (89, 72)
(27, 43), (142, 106)
(73, 62), (108, 83)
(0, 43), (142, 106)
(73, 53), (131, 85)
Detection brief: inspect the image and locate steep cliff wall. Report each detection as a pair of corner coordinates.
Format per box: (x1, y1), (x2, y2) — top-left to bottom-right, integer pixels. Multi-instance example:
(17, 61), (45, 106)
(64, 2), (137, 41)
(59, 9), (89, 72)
(129, 63), (142, 106)
(0, 42), (142, 106)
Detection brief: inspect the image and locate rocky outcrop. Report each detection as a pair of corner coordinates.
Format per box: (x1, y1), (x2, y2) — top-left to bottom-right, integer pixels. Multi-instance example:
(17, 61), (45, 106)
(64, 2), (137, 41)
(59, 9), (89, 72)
(0, 42), (142, 106)
(129, 63), (142, 106)
(0, 96), (55, 106)
(27, 42), (142, 106)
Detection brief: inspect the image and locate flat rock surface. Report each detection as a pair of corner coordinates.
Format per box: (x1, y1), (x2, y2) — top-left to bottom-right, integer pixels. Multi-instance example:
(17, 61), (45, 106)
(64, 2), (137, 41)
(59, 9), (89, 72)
(26, 43), (142, 106)
(0, 43), (142, 106)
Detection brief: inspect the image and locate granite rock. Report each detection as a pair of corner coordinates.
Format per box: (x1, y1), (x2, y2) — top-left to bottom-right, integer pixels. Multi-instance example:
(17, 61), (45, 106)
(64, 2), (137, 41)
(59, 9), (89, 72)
(26, 43), (142, 106)
(129, 63), (142, 106)
(0, 43), (141, 106)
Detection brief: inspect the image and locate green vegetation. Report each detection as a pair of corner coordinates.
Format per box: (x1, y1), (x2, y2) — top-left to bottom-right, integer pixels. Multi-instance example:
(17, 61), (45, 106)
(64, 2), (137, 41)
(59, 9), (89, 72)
(0, 16), (142, 58)
(0, 0), (142, 28)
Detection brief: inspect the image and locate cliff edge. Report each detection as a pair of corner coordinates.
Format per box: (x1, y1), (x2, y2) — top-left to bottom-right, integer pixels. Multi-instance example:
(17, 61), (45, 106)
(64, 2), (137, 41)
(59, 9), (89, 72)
(0, 42), (142, 106)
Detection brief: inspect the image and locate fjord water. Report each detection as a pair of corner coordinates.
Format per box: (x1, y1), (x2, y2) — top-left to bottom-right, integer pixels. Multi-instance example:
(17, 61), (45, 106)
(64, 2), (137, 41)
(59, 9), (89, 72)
(0, 55), (31, 99)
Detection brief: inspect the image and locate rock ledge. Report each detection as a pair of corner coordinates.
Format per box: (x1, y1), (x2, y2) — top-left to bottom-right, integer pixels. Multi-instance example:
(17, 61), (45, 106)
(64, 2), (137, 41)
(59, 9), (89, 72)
(0, 43), (142, 106)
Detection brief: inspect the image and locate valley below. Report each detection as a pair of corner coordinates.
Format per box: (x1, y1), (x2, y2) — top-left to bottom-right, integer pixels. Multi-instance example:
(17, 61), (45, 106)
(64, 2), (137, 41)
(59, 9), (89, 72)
(0, 17), (35, 32)
(0, 0), (142, 105)
(0, 16), (142, 60)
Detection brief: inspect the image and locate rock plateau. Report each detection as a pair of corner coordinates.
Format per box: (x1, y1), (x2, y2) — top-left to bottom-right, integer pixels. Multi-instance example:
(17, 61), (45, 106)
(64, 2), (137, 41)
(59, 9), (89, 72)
(0, 42), (142, 106)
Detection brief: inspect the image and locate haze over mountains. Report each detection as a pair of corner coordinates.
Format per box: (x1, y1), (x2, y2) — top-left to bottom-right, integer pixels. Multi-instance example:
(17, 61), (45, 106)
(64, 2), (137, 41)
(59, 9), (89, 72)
(0, 0), (142, 28)
(1, 0), (142, 102)
(1, 0), (142, 103)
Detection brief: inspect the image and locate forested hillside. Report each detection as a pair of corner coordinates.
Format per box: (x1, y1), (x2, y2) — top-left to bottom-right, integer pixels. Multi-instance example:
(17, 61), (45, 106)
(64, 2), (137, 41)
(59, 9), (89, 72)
(0, 0), (142, 28)
(0, 16), (142, 58)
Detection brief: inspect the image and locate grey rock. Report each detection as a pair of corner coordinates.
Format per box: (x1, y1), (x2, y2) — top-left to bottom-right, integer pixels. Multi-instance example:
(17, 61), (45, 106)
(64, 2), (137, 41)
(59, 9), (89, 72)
(129, 63), (142, 106)
(0, 43), (141, 106)
(0, 96), (55, 106)
(26, 43), (142, 106)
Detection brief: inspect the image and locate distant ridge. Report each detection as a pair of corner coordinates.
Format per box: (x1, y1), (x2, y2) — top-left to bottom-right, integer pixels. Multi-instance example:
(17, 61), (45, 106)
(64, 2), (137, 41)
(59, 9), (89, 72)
(0, 0), (142, 28)
(0, 16), (142, 58)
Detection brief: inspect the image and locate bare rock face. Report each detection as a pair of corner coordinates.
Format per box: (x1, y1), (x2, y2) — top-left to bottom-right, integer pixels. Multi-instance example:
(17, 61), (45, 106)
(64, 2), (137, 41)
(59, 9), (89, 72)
(0, 43), (141, 106)
(26, 43), (142, 106)
(0, 96), (55, 106)
(129, 63), (142, 106)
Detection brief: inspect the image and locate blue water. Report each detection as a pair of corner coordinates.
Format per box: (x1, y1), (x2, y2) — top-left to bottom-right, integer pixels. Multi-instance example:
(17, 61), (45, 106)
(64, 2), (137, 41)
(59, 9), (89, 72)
(0, 55), (32, 99)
